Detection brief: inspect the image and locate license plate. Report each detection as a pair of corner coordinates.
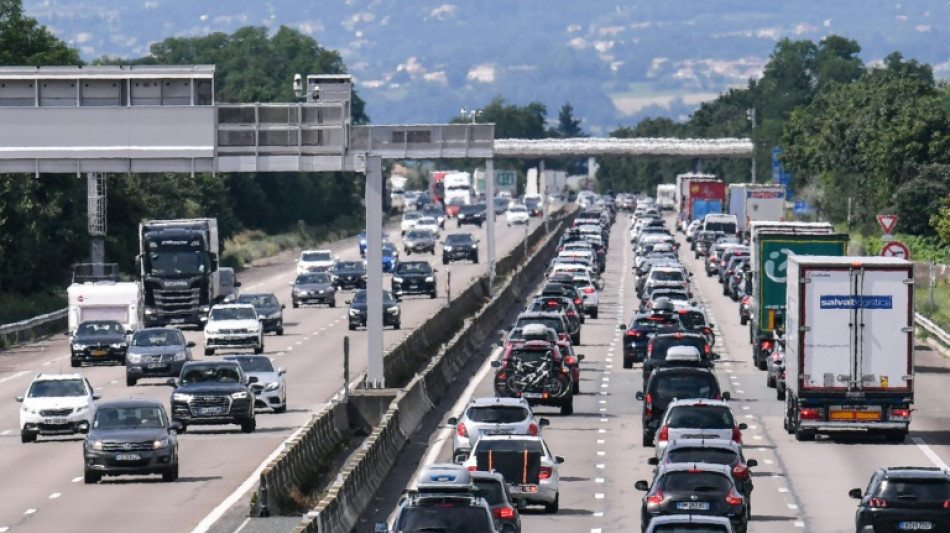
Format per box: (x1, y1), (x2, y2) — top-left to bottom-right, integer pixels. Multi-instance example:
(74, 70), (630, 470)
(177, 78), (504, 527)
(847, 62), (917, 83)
(899, 522), (934, 531)
(676, 501), (710, 510)
(92, 350), (108, 356)
(169, 318), (186, 324)
(522, 392), (543, 398)
(197, 406), (224, 415)
(485, 429), (511, 435)
(44, 418), (67, 425)
(114, 453), (141, 461)
(147, 363), (166, 369)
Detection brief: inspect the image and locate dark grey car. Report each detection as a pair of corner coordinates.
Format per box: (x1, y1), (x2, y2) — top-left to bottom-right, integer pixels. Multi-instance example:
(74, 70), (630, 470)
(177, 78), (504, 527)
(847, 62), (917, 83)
(236, 293), (285, 335)
(291, 272), (336, 308)
(403, 229), (438, 255)
(83, 398), (180, 484)
(126, 328), (195, 387)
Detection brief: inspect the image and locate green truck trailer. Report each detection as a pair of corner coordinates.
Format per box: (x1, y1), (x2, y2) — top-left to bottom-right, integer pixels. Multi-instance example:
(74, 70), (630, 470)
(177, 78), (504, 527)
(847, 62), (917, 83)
(748, 222), (849, 369)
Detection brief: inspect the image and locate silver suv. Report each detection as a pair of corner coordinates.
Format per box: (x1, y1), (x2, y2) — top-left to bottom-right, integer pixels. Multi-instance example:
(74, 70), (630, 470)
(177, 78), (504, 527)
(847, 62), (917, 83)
(447, 397), (548, 463)
(654, 399), (747, 457)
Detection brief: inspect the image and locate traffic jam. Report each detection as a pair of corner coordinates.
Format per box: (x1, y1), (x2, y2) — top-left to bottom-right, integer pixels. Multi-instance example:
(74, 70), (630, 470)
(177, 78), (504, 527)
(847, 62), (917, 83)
(378, 178), (936, 533)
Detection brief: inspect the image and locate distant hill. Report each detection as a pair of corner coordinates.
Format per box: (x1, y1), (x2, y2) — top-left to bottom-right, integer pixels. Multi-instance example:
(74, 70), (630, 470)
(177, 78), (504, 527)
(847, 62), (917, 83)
(24, 0), (950, 134)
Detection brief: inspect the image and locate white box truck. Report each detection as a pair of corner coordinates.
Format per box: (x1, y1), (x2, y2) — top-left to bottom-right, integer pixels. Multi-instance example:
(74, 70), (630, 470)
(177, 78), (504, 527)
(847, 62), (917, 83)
(729, 184), (786, 234)
(783, 256), (914, 443)
(656, 184), (676, 210)
(67, 281), (144, 335)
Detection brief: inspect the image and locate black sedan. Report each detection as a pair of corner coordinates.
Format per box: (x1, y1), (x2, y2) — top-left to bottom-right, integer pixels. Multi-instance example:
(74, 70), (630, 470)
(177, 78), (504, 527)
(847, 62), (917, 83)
(618, 313), (681, 368)
(83, 398), (180, 484)
(236, 293), (285, 335)
(332, 260), (367, 290)
(457, 204), (487, 227)
(69, 320), (130, 367)
(346, 290), (401, 330)
(636, 463), (749, 533)
(291, 272), (336, 308)
(442, 233), (479, 264)
(391, 261), (438, 298)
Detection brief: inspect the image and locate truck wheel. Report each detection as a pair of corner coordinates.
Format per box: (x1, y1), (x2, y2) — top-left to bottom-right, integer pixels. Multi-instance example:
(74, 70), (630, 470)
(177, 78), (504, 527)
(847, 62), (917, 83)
(126, 377), (137, 387)
(204, 348), (214, 356)
(544, 492), (559, 514)
(886, 430), (908, 443)
(241, 419), (256, 433)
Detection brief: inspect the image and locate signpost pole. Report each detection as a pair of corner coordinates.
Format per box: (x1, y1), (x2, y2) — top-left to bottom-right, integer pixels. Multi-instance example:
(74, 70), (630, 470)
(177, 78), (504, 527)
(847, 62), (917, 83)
(486, 158), (496, 288)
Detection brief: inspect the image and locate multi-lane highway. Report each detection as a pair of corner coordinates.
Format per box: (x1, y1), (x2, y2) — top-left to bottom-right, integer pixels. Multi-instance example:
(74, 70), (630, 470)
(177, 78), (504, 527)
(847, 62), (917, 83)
(376, 210), (950, 533)
(0, 214), (544, 533)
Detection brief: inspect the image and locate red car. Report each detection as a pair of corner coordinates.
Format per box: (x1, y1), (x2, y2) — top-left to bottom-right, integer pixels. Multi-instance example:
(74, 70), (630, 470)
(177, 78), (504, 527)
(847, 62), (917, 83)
(445, 202), (463, 218)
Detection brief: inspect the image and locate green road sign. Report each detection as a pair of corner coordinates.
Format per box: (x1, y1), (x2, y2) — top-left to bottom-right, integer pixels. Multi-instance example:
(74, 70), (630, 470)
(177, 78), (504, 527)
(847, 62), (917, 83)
(495, 170), (516, 187)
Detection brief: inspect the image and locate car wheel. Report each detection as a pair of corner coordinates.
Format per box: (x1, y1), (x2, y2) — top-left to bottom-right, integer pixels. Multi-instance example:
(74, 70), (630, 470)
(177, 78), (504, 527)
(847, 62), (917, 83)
(126, 377), (137, 387)
(572, 381), (580, 395)
(276, 327), (284, 336)
(544, 492), (559, 514)
(83, 469), (101, 484)
(442, 257), (449, 265)
(560, 398), (574, 416)
(292, 300), (299, 309)
(241, 419), (256, 433)
(430, 291), (437, 299)
(204, 348), (214, 356)
(254, 342), (264, 355)
(795, 427), (815, 442)
(20, 431), (36, 444)
(777, 387), (785, 401)
(162, 464), (179, 482)
(642, 432), (654, 447)
(329, 299), (336, 308)
(393, 322), (401, 330)
(572, 333), (581, 346)
(591, 308), (598, 319)
(766, 375), (776, 388)
(740, 315), (748, 326)
(348, 324), (356, 331)
(70, 358), (81, 368)
(405, 248), (411, 255)
(273, 404), (287, 414)
(623, 357), (633, 369)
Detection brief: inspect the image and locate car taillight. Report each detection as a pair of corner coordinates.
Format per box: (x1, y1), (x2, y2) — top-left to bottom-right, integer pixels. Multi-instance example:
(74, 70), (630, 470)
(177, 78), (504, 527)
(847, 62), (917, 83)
(467, 466), (477, 472)
(457, 422), (468, 438)
(725, 490), (744, 506)
(583, 287), (595, 294)
(646, 489), (664, 505)
(762, 340), (773, 351)
(528, 423), (539, 436)
(772, 352), (781, 362)
(496, 372), (507, 381)
(565, 356), (577, 366)
(493, 506), (516, 519)
(731, 426), (743, 443)
(626, 329), (641, 337)
(574, 298), (582, 306)
(732, 463), (749, 478)
(704, 327), (712, 336)
(645, 394), (653, 418)
(800, 408), (822, 420)
(867, 498), (887, 508)
(705, 345), (711, 355)
(539, 466), (553, 480)
(780, 370), (786, 379)
(657, 425), (669, 443)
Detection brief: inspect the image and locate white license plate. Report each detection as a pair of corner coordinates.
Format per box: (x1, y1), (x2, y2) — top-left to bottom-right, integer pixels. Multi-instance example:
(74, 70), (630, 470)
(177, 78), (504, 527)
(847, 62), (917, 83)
(169, 318), (186, 324)
(197, 407), (224, 415)
(899, 522), (934, 531)
(522, 392), (543, 398)
(147, 363), (166, 369)
(485, 429), (511, 435)
(676, 501), (710, 510)
(44, 418), (68, 425)
(114, 453), (141, 461)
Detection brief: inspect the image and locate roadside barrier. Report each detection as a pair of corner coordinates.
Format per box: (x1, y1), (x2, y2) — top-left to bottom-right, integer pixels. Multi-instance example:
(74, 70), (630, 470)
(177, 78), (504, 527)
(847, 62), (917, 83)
(0, 308), (67, 349)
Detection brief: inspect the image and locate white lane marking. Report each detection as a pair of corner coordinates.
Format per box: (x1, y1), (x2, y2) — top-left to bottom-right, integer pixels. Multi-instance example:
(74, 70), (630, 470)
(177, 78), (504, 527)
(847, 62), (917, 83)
(596, 439), (605, 444)
(24, 509), (36, 515)
(778, 487), (789, 493)
(231, 518), (251, 533)
(752, 435), (763, 440)
(1, 430), (10, 436)
(189, 423), (309, 533)
(286, 346), (294, 351)
(764, 459), (774, 465)
(595, 463), (605, 469)
(592, 529), (602, 533)
(914, 437), (950, 470)
(787, 503), (799, 509)
(593, 512), (604, 517)
(598, 429), (606, 434)
(794, 521), (805, 528)
(598, 400), (607, 404)
(594, 493), (605, 499)
(71, 477), (82, 483)
(595, 477), (605, 483)
(42, 360), (52, 366)
(599, 408), (607, 413)
(742, 406), (750, 410)
(0, 526), (9, 532)
(736, 390), (744, 394)
(596, 450), (605, 456)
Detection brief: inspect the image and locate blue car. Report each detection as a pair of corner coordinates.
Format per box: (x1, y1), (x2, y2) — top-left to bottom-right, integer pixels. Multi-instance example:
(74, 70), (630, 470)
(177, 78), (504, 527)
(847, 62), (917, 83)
(382, 243), (399, 272)
(358, 231), (367, 257)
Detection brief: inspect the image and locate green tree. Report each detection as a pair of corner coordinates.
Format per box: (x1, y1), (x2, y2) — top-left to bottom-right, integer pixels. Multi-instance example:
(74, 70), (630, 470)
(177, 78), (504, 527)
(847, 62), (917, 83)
(0, 0), (81, 65)
(932, 197), (950, 246)
(892, 167), (950, 237)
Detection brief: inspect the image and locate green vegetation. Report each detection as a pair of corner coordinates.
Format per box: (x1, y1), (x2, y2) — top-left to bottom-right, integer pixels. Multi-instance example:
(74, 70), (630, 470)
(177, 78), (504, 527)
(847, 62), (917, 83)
(916, 283), (950, 334)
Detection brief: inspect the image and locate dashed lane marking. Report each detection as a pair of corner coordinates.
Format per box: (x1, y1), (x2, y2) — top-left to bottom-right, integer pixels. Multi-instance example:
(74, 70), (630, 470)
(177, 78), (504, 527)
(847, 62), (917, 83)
(71, 477), (82, 483)
(49, 493), (61, 499)
(24, 509), (36, 515)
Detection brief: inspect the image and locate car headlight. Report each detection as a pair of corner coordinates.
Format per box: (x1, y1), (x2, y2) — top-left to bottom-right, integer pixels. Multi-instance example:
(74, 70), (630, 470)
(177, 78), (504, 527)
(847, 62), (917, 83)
(23, 406), (39, 415)
(72, 344), (87, 351)
(265, 381), (280, 391)
(172, 393), (193, 402)
(443, 246), (453, 252)
(387, 306), (400, 315)
(173, 350), (187, 361)
(248, 325), (261, 333)
(75, 403), (90, 413)
(231, 391), (249, 399)
(90, 440), (104, 451)
(349, 309), (360, 316)
(127, 353), (142, 363)
(153, 438), (170, 450)
(425, 276), (434, 282)
(392, 277), (403, 283)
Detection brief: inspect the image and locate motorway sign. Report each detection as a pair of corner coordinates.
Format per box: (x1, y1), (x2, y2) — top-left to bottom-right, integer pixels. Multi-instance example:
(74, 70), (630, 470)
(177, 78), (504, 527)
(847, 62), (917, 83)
(793, 200), (809, 215)
(495, 170), (516, 187)
(880, 240), (910, 260)
(877, 215), (898, 234)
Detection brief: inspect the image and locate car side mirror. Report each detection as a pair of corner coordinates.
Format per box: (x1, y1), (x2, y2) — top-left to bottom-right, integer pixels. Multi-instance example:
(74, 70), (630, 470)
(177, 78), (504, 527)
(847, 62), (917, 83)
(345, 300), (351, 304)
(288, 282), (294, 286)
(490, 361), (501, 368)
(849, 488), (863, 499)
(64, 332), (71, 337)
(738, 423), (748, 430)
(555, 455), (565, 464)
(635, 391), (644, 401)
(634, 480), (650, 491)
(721, 392), (731, 401)
(166, 378), (177, 387)
(281, 304), (286, 309)
(278, 368), (286, 375)
(447, 417), (458, 426)
(577, 354), (585, 361)
(92, 393), (102, 401)
(746, 459), (758, 468)
(618, 324), (625, 331)
(712, 353), (721, 361)
(689, 272), (694, 277)
(187, 341), (196, 348)
(248, 376), (259, 384)
(539, 418), (550, 428)
(234, 281), (242, 287)
(15, 395), (24, 402)
(647, 457), (659, 465)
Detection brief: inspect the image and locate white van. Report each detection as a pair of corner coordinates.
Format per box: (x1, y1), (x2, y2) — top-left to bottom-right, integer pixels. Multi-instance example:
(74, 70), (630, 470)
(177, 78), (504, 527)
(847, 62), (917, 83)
(701, 213), (738, 236)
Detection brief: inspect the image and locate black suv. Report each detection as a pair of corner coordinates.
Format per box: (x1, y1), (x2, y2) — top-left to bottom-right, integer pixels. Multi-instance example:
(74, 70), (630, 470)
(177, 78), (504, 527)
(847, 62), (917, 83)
(643, 331), (715, 386)
(346, 289), (401, 330)
(331, 260), (367, 290)
(850, 467), (950, 533)
(457, 204), (487, 227)
(619, 313), (681, 368)
(168, 360), (257, 433)
(83, 398), (181, 484)
(442, 233), (479, 264)
(636, 367), (726, 447)
(391, 261), (438, 298)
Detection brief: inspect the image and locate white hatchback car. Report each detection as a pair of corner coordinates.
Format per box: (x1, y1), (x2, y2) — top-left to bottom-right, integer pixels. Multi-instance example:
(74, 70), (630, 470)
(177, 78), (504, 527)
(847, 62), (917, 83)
(16, 373), (100, 443)
(506, 204), (530, 226)
(296, 249), (336, 274)
(654, 398), (747, 457)
(203, 304), (264, 356)
(400, 211), (423, 235)
(414, 216), (441, 235)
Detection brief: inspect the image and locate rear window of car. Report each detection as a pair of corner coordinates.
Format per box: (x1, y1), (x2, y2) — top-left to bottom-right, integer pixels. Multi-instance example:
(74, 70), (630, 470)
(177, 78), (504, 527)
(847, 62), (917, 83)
(651, 336), (708, 360)
(659, 471), (732, 492)
(651, 270), (685, 282)
(667, 448), (738, 466)
(476, 439), (543, 454)
(879, 479), (950, 503)
(632, 317), (680, 331)
(667, 406), (734, 429)
(677, 312), (707, 330)
(651, 374), (719, 400)
(652, 526), (730, 533)
(508, 349), (555, 366)
(466, 406), (529, 424)
(515, 317), (564, 334)
(472, 479), (506, 507)
(397, 505), (493, 531)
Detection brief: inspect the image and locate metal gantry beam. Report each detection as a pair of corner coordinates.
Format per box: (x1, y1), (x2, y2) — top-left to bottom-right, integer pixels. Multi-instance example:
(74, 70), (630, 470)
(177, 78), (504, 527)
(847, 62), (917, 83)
(494, 137), (754, 158)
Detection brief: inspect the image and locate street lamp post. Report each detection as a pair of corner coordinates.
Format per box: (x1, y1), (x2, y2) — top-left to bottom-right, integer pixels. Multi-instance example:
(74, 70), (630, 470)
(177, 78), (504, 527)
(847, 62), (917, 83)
(747, 108), (756, 184)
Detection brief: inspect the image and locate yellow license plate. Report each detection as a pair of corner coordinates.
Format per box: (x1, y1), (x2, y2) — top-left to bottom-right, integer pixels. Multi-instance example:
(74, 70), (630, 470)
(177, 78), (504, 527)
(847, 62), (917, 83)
(92, 350), (108, 356)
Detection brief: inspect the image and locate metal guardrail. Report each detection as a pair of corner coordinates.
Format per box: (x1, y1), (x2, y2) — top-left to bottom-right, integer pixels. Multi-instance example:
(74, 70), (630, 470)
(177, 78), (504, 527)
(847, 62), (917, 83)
(915, 312), (950, 347)
(0, 308), (68, 348)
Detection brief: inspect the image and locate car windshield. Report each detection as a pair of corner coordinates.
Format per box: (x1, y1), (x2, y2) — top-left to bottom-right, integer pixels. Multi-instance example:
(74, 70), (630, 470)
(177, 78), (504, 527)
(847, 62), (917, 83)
(297, 273), (331, 284)
(653, 375), (717, 400)
(301, 252), (332, 262)
(237, 294), (278, 307)
(229, 356), (275, 373)
(466, 406), (530, 424)
(28, 379), (87, 398)
(180, 365), (242, 384)
(667, 448), (738, 466)
(510, 206), (527, 213)
(652, 271), (685, 282)
(209, 307), (257, 321)
(667, 406), (735, 429)
(515, 317), (563, 333)
(396, 262), (432, 274)
(880, 479), (950, 503)
(77, 321), (124, 335)
(659, 471), (732, 492)
(94, 406), (166, 430)
(406, 231), (432, 240)
(351, 291), (397, 305)
(397, 505), (493, 532)
(335, 261), (364, 272)
(132, 330), (181, 347)
(652, 526), (730, 533)
(446, 234), (475, 245)
(382, 244), (397, 254)
(471, 479), (506, 507)
(404, 212), (422, 221)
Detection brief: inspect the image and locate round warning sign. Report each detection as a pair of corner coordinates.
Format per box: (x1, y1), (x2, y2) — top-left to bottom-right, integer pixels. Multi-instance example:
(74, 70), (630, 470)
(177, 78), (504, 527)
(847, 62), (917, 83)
(880, 241), (910, 260)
